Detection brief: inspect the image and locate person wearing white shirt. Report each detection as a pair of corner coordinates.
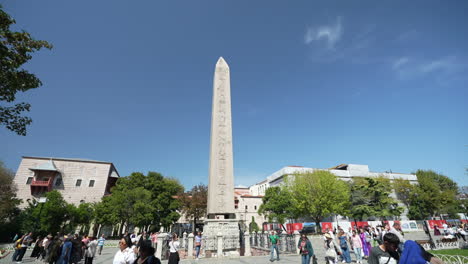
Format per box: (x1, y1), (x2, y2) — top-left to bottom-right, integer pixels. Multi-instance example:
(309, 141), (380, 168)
(113, 237), (136, 264)
(168, 233), (180, 264)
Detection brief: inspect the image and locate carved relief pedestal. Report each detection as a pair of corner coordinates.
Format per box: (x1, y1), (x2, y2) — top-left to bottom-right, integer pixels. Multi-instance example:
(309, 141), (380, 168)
(203, 219), (240, 257)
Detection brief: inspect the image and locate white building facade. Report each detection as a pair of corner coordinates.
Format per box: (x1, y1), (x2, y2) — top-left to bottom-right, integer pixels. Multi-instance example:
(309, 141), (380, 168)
(249, 164), (417, 220)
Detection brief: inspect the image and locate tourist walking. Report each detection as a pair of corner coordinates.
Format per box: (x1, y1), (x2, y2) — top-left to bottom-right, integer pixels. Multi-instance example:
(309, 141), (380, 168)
(298, 233), (314, 264)
(338, 231), (351, 263)
(11, 234), (25, 262)
(324, 233), (340, 264)
(368, 233), (400, 264)
(359, 228), (371, 259)
(70, 234), (82, 264)
(168, 233), (180, 264)
(30, 236), (43, 259)
(133, 241), (161, 264)
(150, 232), (158, 249)
(46, 236), (62, 264)
(195, 231), (202, 259)
(113, 236), (136, 264)
(97, 234), (106, 255)
(58, 237), (73, 264)
(269, 230), (280, 262)
(350, 230), (363, 264)
(16, 232), (33, 262)
(85, 236), (98, 264)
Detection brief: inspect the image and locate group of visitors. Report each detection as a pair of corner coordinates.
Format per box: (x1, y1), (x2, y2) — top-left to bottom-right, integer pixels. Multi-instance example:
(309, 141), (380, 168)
(433, 222), (467, 241)
(114, 231), (162, 264)
(291, 221), (446, 264)
(10, 232), (106, 264)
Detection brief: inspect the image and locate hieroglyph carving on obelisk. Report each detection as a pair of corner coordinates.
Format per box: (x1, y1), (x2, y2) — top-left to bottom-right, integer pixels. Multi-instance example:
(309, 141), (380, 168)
(207, 57), (235, 217)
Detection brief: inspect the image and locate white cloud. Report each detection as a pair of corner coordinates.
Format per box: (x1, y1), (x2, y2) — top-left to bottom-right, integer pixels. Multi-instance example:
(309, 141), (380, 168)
(392, 57), (409, 70)
(304, 17), (343, 49)
(419, 57), (459, 74)
(392, 56), (464, 80)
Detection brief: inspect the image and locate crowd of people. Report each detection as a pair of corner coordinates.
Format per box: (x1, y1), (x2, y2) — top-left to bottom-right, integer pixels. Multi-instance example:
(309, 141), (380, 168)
(433, 223), (468, 241)
(9, 232), (106, 264)
(297, 222), (447, 264)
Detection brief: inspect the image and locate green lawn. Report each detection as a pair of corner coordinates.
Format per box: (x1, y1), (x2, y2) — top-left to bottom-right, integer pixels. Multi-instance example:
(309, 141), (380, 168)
(428, 249), (468, 256)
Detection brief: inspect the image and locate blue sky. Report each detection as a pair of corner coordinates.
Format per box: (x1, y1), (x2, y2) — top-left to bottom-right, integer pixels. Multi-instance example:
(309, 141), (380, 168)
(1, 0), (467, 189)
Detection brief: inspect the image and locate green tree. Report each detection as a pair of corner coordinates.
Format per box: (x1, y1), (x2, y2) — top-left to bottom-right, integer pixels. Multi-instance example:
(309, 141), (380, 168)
(249, 216), (260, 233)
(350, 177), (403, 221)
(94, 171), (184, 232)
(287, 171), (350, 232)
(0, 161), (21, 223)
(0, 6), (52, 136)
(179, 184), (207, 232)
(393, 178), (414, 208)
(0, 161), (21, 241)
(408, 170), (459, 219)
(258, 186), (295, 224)
(18, 190), (69, 235)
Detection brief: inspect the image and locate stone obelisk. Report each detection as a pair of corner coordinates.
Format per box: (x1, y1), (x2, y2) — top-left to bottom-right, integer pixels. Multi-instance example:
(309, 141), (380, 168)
(204, 57), (239, 255)
(207, 57), (235, 219)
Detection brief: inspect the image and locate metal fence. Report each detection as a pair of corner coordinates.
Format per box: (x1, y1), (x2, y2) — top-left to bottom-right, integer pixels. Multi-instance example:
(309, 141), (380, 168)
(250, 232), (296, 254)
(433, 254), (468, 264)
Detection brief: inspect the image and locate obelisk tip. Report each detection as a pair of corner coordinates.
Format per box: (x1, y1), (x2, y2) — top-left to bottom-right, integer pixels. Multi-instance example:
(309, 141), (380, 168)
(216, 57), (229, 68)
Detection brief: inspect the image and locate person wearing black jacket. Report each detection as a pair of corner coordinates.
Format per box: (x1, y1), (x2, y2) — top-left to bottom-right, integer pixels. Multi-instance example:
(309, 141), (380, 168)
(133, 241), (161, 264)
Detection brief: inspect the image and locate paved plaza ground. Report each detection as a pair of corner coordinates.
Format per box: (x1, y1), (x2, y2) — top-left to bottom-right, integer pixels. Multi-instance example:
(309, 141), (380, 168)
(1, 246), (370, 264)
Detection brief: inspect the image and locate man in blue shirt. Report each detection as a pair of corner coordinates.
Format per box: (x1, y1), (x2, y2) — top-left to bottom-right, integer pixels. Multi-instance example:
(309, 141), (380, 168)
(97, 234), (105, 255)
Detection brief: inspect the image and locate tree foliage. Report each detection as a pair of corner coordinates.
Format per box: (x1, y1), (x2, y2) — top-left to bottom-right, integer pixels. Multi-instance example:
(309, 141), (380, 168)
(349, 177), (403, 221)
(178, 184), (207, 232)
(0, 161), (21, 241)
(0, 161), (21, 223)
(258, 186), (295, 224)
(288, 171), (350, 230)
(407, 170), (459, 219)
(94, 171), (184, 231)
(0, 6), (52, 135)
(18, 191), (70, 235)
(249, 216), (260, 233)
(393, 178), (414, 208)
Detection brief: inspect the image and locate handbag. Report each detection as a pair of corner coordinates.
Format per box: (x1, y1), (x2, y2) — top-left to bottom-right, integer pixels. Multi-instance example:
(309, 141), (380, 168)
(312, 255), (318, 264)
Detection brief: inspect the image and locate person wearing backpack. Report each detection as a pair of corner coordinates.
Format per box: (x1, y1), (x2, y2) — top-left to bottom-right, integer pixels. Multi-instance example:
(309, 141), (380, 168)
(298, 233), (314, 264)
(338, 231), (351, 263)
(11, 234), (25, 262)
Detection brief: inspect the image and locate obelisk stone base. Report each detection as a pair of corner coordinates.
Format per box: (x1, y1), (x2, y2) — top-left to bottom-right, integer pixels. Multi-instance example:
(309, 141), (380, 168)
(203, 219), (240, 254)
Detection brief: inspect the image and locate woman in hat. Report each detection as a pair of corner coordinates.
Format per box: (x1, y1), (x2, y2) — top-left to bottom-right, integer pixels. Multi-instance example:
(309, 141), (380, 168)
(324, 233), (340, 264)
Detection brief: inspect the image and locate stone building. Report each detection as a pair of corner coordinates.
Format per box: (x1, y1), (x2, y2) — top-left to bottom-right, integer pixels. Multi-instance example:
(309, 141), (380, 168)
(14, 156), (120, 207)
(234, 186), (265, 229)
(250, 164), (417, 196)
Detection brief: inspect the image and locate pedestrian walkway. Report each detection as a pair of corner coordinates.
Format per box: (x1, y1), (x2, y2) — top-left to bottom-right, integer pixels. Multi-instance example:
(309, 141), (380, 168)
(1, 245), (370, 264)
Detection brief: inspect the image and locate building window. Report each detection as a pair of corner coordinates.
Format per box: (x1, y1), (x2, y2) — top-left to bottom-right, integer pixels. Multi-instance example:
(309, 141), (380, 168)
(26, 177), (33, 184)
(89, 180), (95, 187)
(75, 179), (82, 187)
(245, 205), (248, 210)
(55, 178), (62, 186)
(254, 205), (257, 210)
